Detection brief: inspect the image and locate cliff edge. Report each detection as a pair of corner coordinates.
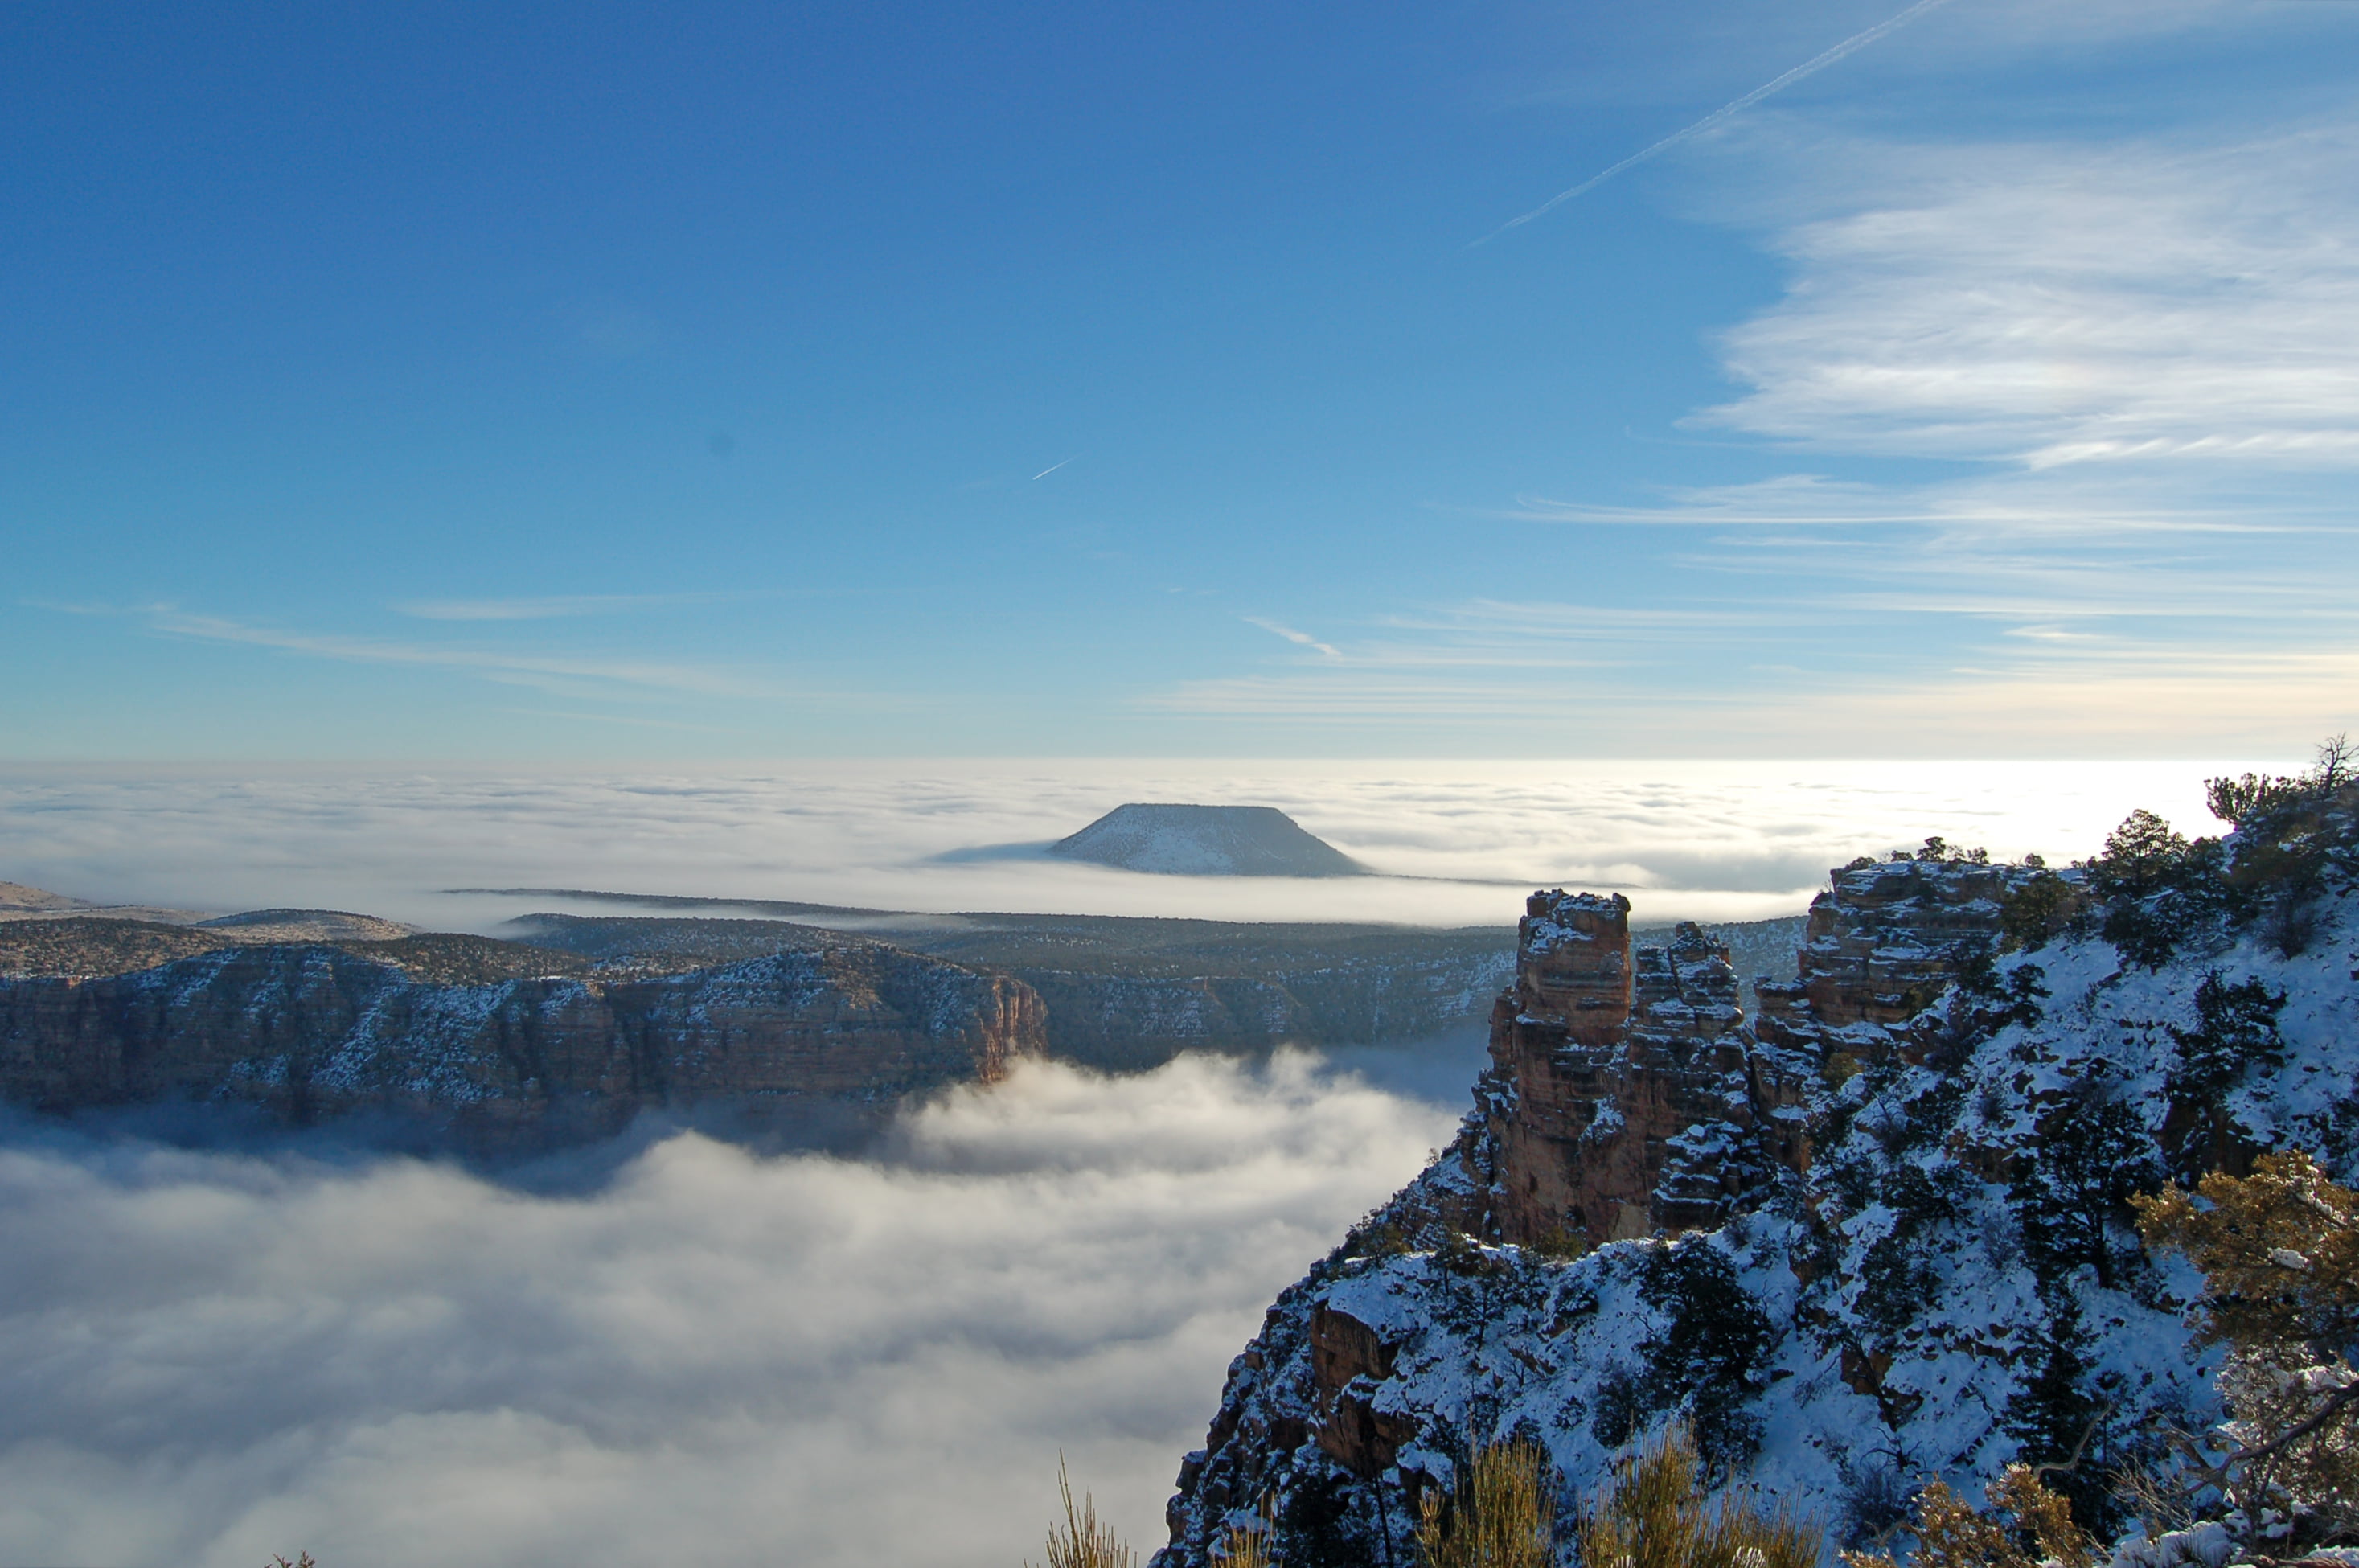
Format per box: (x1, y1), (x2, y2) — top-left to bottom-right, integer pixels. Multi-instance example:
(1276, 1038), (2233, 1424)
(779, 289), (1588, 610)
(1155, 786), (2359, 1566)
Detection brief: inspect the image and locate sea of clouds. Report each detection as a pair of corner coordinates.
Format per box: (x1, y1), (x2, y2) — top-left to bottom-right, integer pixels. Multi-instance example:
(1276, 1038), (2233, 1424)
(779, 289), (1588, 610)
(0, 1049), (1476, 1568)
(0, 757), (2259, 930)
(0, 758), (2278, 1568)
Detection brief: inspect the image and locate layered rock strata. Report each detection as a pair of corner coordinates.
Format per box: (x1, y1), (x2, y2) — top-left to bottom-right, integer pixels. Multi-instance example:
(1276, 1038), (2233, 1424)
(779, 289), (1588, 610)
(1152, 856), (2201, 1568)
(1483, 893), (1769, 1247)
(1753, 856), (2041, 1044)
(0, 940), (1044, 1147)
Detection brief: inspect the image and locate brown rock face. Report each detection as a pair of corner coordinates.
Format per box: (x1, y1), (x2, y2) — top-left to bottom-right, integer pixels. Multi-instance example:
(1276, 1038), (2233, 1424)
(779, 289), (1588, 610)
(1751, 859), (2050, 1052)
(1151, 856), (2100, 1568)
(1309, 1305), (1413, 1476)
(1484, 863), (2037, 1248)
(1515, 890), (1635, 1041)
(1484, 893), (1767, 1248)
(0, 942), (1045, 1148)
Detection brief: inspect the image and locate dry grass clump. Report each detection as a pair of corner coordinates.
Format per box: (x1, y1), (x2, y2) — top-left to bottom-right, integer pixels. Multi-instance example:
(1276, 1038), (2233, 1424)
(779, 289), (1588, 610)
(1581, 1425), (1817, 1568)
(1212, 1496), (1274, 1568)
(1032, 1459), (1135, 1568)
(1415, 1435), (1557, 1568)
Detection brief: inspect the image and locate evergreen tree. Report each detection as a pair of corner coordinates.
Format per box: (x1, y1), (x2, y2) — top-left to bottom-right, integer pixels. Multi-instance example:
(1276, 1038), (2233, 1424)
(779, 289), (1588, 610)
(2082, 810), (2229, 969)
(2008, 1083), (2162, 1293)
(1637, 1241), (1774, 1472)
(2000, 1292), (2119, 1538)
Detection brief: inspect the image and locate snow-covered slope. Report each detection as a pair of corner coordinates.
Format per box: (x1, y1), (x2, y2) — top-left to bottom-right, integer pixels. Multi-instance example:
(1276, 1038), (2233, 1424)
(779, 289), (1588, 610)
(1154, 798), (2359, 1566)
(1049, 804), (1367, 877)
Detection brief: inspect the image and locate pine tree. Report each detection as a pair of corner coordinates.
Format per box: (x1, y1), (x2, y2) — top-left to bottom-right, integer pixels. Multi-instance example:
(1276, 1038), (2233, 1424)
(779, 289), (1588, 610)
(2000, 1292), (2118, 1537)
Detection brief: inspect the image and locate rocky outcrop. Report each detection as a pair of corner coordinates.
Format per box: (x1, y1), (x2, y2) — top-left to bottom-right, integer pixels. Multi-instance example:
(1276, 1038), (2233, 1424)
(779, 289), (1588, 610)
(1482, 893), (1768, 1247)
(0, 941), (1044, 1148)
(1152, 847), (2357, 1568)
(1752, 857), (2053, 1045)
(1485, 865), (2064, 1250)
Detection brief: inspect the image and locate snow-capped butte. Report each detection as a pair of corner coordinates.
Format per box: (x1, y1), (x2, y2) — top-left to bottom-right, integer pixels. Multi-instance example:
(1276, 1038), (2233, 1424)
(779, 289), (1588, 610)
(1048, 804), (1367, 878)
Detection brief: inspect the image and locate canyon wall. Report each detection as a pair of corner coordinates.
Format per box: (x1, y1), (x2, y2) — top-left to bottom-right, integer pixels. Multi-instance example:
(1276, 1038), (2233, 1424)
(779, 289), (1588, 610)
(0, 941), (1044, 1148)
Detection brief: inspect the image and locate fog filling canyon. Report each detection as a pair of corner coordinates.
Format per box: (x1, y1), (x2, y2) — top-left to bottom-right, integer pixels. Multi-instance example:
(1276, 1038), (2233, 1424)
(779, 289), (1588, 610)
(0, 1049), (1470, 1568)
(0, 758), (2281, 1567)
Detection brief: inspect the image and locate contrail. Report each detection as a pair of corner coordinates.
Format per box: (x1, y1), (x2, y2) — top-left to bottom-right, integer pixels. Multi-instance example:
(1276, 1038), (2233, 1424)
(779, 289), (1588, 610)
(1476, 0), (1959, 244)
(1031, 457), (1075, 481)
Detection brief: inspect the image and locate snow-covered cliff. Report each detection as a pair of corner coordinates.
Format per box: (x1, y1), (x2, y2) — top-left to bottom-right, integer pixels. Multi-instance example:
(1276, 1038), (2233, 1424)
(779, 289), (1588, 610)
(1155, 789), (2359, 1566)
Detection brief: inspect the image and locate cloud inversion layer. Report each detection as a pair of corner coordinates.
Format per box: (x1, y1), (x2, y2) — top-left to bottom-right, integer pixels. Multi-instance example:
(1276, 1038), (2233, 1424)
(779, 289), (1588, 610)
(0, 1053), (1459, 1568)
(0, 760), (2250, 928)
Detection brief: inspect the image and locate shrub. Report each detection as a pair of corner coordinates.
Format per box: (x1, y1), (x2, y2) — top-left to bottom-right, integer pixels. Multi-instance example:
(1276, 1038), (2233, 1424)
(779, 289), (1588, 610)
(2164, 972), (2291, 1179)
(1836, 1461), (1913, 1550)
(1415, 1436), (1556, 1568)
(1885, 837), (1991, 865)
(1581, 1423), (1819, 1568)
(1436, 1231), (1511, 1277)
(1838, 1466), (2095, 1568)
(1999, 1291), (2123, 1537)
(1527, 1221), (1591, 1262)
(2207, 736), (2359, 957)
(2205, 773), (2308, 827)
(1214, 1497), (1274, 1568)
(1635, 1241), (1775, 1471)
(1275, 1472), (1372, 1568)
(1344, 1215), (1417, 1261)
(2007, 1078), (2162, 1293)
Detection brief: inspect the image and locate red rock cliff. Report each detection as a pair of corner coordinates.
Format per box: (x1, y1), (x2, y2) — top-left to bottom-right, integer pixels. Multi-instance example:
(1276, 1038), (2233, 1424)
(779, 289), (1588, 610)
(1483, 893), (1767, 1247)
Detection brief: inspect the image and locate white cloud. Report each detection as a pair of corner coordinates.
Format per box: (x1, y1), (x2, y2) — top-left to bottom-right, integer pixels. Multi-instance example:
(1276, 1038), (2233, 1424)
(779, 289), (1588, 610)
(393, 595), (726, 622)
(1705, 121), (2359, 469)
(1242, 617), (1342, 660)
(1200, 109), (2359, 749)
(135, 608), (767, 700)
(0, 1053), (1457, 1568)
(0, 760), (2272, 929)
(1483, 0), (1963, 242)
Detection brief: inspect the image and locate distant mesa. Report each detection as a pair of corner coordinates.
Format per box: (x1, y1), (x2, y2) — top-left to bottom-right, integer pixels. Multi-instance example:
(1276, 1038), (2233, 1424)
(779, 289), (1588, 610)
(196, 908), (419, 942)
(0, 880), (210, 926)
(0, 882), (91, 913)
(1047, 803), (1367, 878)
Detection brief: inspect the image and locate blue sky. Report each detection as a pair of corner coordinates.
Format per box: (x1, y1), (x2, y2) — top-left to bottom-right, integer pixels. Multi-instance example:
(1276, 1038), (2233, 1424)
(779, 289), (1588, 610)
(5, 0), (2355, 758)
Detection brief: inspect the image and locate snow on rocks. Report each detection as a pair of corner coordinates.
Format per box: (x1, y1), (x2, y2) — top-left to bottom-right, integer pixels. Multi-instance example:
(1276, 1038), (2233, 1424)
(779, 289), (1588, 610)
(1154, 845), (2359, 1568)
